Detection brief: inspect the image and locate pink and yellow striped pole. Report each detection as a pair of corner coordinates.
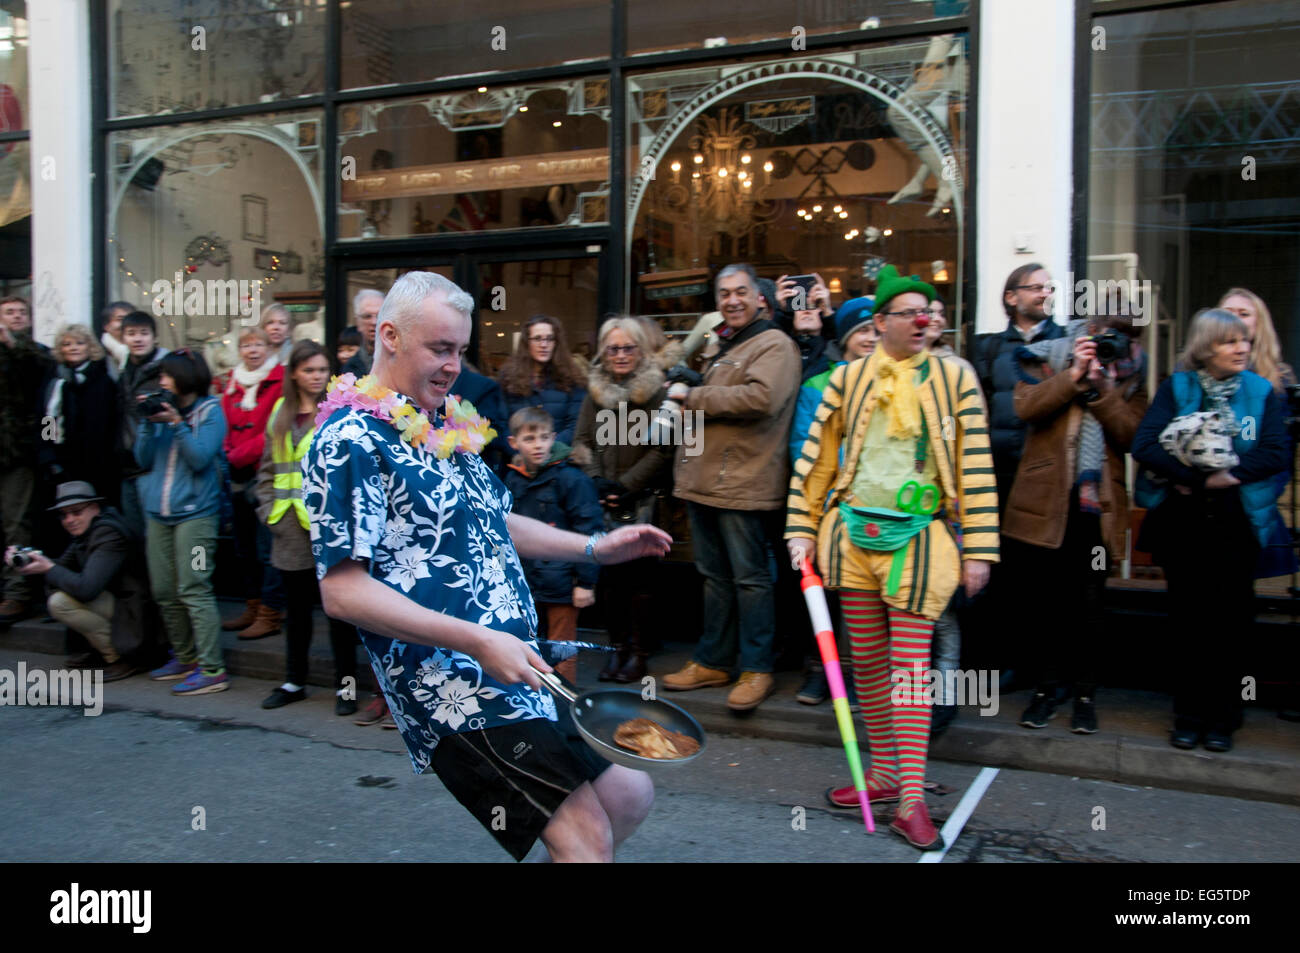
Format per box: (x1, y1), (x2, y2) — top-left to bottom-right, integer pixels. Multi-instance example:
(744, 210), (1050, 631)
(798, 557), (874, 833)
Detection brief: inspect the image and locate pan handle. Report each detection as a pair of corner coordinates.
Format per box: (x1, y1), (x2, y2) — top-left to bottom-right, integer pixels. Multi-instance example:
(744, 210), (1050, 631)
(531, 664), (578, 704)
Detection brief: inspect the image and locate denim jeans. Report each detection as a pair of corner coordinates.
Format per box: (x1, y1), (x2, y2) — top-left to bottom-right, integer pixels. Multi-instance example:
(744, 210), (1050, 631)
(931, 606), (961, 705)
(687, 502), (780, 674)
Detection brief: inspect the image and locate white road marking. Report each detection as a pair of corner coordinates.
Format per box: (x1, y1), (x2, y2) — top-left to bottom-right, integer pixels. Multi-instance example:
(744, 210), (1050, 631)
(918, 766), (1000, 863)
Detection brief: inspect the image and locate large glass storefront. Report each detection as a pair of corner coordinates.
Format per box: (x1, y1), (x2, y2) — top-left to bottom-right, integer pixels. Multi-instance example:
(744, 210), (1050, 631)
(1087, 0), (1300, 379)
(100, 1), (975, 366)
(0, 1), (28, 300)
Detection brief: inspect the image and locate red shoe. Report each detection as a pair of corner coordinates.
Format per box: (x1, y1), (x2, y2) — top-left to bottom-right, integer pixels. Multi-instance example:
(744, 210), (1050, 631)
(890, 803), (944, 851)
(825, 782), (901, 808)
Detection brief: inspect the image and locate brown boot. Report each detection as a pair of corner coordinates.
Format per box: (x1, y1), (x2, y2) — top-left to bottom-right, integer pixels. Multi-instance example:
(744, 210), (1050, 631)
(222, 598), (260, 631)
(237, 603), (283, 640)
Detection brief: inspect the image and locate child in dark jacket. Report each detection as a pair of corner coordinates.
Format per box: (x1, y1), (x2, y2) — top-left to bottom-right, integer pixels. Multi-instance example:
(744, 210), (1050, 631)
(504, 406), (603, 683)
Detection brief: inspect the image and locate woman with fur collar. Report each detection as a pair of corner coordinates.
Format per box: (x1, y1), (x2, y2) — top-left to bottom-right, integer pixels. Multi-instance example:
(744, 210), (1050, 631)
(572, 317), (681, 683)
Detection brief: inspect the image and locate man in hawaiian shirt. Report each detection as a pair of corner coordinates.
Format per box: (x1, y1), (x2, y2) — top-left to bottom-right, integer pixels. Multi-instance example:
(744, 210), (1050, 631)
(306, 271), (670, 862)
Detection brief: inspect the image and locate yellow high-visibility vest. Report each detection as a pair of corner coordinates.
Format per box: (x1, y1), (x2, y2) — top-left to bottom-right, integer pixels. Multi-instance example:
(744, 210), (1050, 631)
(266, 397), (313, 530)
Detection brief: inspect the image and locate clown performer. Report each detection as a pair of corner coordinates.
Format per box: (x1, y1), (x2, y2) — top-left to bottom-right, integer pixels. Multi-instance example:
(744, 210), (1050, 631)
(304, 272), (670, 863)
(784, 265), (999, 851)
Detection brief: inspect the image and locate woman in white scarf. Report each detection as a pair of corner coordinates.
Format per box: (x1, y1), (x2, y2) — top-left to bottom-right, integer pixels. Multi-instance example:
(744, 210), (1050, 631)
(99, 301), (134, 380)
(220, 325), (286, 638)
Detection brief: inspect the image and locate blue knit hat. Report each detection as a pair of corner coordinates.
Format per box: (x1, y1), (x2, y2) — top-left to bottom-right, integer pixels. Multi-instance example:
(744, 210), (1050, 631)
(835, 296), (875, 347)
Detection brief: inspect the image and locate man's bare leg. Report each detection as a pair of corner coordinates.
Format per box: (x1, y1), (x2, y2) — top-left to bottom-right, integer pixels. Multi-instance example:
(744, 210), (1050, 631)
(590, 765), (654, 849)
(539, 782), (614, 863)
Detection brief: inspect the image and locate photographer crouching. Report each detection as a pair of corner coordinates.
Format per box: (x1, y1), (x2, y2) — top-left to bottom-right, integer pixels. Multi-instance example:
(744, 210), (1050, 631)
(5, 482), (156, 681)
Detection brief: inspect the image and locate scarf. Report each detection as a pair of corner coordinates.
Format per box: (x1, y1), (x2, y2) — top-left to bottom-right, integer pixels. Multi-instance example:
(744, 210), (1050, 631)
(1195, 369), (1242, 436)
(45, 361), (91, 443)
(228, 359), (276, 411)
(101, 331), (129, 366)
(864, 348), (927, 440)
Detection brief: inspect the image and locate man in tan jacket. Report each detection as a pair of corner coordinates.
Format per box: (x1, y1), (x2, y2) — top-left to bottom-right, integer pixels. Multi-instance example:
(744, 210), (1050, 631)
(663, 264), (802, 711)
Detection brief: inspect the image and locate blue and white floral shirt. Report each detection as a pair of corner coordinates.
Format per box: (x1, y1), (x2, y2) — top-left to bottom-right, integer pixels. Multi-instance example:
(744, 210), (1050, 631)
(303, 406), (558, 774)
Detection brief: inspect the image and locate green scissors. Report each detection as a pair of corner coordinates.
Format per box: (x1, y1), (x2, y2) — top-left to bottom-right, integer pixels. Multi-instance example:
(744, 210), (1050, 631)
(896, 480), (941, 515)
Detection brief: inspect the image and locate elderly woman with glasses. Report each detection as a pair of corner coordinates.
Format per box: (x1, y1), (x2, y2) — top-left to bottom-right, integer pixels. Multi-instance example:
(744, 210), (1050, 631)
(497, 314), (588, 447)
(571, 316), (682, 683)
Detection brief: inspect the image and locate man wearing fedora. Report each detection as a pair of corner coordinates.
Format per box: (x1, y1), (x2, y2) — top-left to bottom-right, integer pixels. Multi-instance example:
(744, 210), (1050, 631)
(5, 481), (155, 681)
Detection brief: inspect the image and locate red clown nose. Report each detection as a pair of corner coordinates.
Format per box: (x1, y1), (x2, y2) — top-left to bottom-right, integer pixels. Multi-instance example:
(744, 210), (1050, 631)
(914, 314), (931, 330)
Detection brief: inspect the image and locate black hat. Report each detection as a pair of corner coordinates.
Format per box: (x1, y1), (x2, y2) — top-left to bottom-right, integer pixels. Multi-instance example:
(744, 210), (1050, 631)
(48, 481), (105, 511)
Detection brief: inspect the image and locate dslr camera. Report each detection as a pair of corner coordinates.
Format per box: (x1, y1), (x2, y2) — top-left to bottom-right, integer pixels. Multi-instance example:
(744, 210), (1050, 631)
(6, 546), (40, 569)
(137, 389), (176, 417)
(651, 364), (703, 444)
(1089, 328), (1130, 366)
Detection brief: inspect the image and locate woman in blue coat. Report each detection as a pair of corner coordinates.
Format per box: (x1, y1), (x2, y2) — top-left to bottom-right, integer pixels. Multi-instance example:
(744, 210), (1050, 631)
(497, 314), (587, 446)
(1133, 309), (1289, 754)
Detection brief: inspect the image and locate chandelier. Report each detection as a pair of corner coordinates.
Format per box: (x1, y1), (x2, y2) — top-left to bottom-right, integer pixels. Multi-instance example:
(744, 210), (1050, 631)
(656, 107), (777, 248)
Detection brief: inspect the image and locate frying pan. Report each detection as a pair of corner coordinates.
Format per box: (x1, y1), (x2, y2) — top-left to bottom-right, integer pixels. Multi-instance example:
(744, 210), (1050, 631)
(533, 666), (706, 772)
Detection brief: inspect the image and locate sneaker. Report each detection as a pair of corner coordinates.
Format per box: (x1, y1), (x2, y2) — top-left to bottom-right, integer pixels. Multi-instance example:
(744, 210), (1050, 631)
(261, 687), (306, 709)
(172, 669), (230, 695)
(1070, 697), (1098, 734)
(150, 657), (198, 681)
(335, 695), (358, 717)
(795, 665), (830, 705)
(1170, 727), (1200, 750)
(1019, 692), (1057, 729)
(354, 695), (388, 726)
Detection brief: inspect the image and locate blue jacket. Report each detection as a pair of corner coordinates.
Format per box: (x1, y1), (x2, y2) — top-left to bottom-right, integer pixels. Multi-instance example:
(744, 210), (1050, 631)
(502, 376), (587, 447)
(1133, 369), (1288, 549)
(973, 320), (1066, 481)
(134, 395), (227, 524)
(504, 444), (604, 603)
(790, 361), (845, 467)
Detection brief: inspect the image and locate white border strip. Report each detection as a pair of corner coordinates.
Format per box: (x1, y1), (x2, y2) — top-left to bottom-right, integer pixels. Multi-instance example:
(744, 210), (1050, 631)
(918, 766), (999, 864)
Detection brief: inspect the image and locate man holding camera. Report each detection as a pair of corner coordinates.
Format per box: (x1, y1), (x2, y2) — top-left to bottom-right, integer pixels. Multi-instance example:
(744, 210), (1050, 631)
(663, 263), (802, 711)
(1002, 315), (1147, 733)
(5, 482), (154, 681)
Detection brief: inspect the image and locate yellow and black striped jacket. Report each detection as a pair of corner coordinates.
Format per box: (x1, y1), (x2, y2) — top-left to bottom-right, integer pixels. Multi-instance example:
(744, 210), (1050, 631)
(785, 353), (1000, 572)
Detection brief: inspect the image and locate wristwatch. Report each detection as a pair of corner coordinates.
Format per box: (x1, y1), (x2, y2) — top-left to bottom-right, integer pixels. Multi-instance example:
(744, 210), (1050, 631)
(585, 531), (607, 564)
(1082, 388), (1101, 403)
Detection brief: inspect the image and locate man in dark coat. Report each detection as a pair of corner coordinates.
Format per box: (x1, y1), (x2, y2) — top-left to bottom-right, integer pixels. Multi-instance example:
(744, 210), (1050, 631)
(452, 365), (511, 476)
(6, 482), (160, 680)
(972, 263), (1066, 505)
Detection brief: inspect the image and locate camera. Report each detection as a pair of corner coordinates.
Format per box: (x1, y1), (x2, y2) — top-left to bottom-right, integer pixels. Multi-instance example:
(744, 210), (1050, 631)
(651, 364), (703, 443)
(137, 389), (176, 417)
(7, 546), (39, 569)
(1090, 329), (1129, 366)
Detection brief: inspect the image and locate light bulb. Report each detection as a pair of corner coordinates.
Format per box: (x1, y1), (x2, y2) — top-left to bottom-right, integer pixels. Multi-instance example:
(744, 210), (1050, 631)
(717, 167), (727, 177)
(883, 228), (893, 237)
(693, 154), (704, 164)
(833, 205), (843, 213)
(813, 204), (822, 213)
(552, 120), (562, 127)
(741, 154), (751, 165)
(839, 211), (848, 219)
(763, 161), (773, 173)
(670, 160), (681, 172)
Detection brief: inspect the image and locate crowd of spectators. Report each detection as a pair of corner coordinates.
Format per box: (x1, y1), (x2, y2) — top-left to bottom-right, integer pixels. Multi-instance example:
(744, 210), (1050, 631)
(0, 264), (1294, 756)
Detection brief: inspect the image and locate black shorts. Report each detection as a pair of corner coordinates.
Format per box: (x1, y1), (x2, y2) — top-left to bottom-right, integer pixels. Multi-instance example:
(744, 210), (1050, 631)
(431, 709), (612, 861)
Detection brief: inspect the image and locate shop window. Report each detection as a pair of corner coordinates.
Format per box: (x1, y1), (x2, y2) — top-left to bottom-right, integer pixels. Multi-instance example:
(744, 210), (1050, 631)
(1088, 0), (1300, 379)
(627, 0), (968, 56)
(0, 1), (27, 131)
(626, 43), (966, 335)
(340, 0), (609, 89)
(337, 80), (610, 240)
(107, 111), (325, 371)
(109, 0), (324, 118)
(0, 140), (30, 296)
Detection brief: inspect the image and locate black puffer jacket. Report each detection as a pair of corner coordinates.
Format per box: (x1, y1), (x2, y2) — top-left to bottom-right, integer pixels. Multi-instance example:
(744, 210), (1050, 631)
(505, 444), (604, 603)
(45, 506), (159, 659)
(973, 320), (1066, 497)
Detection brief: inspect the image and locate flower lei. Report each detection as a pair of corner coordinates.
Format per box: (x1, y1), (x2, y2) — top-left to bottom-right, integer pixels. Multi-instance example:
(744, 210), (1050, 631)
(315, 373), (497, 459)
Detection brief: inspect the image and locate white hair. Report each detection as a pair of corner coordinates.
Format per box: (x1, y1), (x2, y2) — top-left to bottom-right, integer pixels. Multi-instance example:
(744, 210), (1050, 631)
(352, 288), (385, 318)
(377, 272), (474, 337)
